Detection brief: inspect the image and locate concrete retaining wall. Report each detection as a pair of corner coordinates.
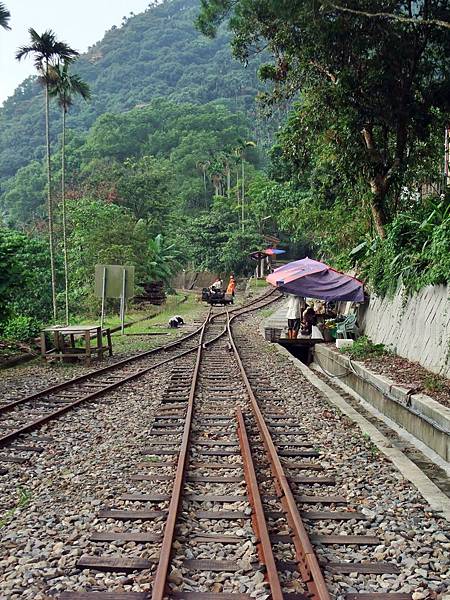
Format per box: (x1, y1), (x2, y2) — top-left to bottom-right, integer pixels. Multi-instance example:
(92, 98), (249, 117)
(171, 271), (217, 290)
(314, 345), (450, 462)
(359, 284), (450, 377)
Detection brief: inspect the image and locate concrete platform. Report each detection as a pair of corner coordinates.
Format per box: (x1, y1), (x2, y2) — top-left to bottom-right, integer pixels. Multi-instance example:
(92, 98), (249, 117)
(314, 344), (450, 463)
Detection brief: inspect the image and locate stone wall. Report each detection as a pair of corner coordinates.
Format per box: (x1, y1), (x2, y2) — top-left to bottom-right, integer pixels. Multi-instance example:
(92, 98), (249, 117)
(359, 284), (450, 377)
(171, 271), (217, 290)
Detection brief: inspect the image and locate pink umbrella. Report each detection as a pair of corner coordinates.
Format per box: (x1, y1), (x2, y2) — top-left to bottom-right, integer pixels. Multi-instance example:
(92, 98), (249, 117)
(264, 248), (286, 256)
(266, 257), (364, 302)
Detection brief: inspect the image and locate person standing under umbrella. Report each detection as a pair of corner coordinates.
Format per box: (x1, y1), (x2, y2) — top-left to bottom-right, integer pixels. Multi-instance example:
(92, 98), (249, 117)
(286, 294), (302, 339)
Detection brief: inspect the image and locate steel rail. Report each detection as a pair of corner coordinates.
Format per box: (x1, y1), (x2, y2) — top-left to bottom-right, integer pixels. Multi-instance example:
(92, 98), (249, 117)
(151, 291), (281, 599)
(0, 341), (202, 448)
(204, 289), (281, 348)
(236, 407), (284, 600)
(0, 322), (205, 415)
(227, 314), (331, 600)
(0, 288), (276, 415)
(0, 291), (280, 449)
(151, 310), (207, 600)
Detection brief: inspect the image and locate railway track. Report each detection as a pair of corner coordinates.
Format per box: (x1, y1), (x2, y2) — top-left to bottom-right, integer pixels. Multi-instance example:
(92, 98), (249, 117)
(56, 300), (413, 600)
(0, 291), (279, 468)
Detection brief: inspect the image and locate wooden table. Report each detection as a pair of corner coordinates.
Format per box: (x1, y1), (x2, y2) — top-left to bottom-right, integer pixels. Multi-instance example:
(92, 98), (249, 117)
(41, 325), (112, 364)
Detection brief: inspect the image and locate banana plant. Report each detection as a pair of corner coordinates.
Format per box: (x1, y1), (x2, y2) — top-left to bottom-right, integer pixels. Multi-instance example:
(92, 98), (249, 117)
(146, 234), (182, 285)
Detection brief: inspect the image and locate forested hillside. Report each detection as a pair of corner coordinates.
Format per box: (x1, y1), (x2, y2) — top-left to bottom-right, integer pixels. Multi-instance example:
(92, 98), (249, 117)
(0, 0), (264, 191)
(1, 0), (449, 340)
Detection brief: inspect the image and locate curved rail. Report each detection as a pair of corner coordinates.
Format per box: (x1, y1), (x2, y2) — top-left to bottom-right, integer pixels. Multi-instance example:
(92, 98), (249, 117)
(0, 289), (280, 449)
(227, 311), (331, 600)
(150, 290), (284, 600)
(1, 287), (276, 416)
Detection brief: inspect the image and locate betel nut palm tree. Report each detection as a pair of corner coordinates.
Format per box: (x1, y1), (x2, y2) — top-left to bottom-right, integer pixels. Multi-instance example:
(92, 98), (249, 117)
(234, 140), (256, 232)
(0, 3), (11, 30)
(49, 62), (90, 325)
(16, 29), (78, 321)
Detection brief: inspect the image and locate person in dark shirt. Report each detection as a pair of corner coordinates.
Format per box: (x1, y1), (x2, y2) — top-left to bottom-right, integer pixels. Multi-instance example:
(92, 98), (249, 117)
(300, 305), (316, 336)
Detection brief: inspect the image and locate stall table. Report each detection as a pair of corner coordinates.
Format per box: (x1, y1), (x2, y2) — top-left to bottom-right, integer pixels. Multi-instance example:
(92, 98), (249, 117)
(41, 325), (112, 364)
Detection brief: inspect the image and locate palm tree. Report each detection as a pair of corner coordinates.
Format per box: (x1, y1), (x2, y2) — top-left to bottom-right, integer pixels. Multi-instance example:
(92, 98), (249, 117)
(49, 61), (90, 324)
(196, 160), (210, 207)
(234, 140), (256, 232)
(0, 3), (10, 30)
(16, 29), (78, 321)
(217, 151), (232, 198)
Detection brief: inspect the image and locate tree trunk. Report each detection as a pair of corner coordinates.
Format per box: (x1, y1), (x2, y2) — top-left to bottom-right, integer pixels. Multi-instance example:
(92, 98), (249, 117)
(236, 168), (240, 226)
(361, 126), (388, 238)
(45, 66), (58, 322)
(241, 157), (245, 232)
(62, 107), (69, 325)
(369, 174), (388, 238)
(203, 169), (207, 207)
(226, 167), (231, 198)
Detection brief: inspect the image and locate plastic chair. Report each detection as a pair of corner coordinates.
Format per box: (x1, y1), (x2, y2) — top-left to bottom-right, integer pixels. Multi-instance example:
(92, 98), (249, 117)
(335, 313), (359, 338)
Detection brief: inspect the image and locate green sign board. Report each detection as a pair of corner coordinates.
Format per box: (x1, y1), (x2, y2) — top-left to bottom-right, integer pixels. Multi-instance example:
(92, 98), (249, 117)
(95, 265), (135, 299)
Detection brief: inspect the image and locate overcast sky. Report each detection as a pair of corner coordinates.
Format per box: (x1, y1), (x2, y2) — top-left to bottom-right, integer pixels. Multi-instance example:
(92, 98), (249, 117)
(0, 0), (152, 105)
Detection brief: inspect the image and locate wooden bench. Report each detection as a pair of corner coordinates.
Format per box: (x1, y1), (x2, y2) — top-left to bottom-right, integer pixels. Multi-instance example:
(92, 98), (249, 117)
(41, 325), (112, 365)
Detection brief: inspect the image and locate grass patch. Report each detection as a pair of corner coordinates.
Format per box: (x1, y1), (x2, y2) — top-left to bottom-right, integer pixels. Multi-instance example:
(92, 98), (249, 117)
(260, 307), (276, 319)
(75, 292), (193, 330)
(340, 336), (389, 360)
(248, 277), (269, 290)
(42, 292), (207, 360)
(0, 488), (31, 528)
(111, 293), (205, 354)
(423, 374), (445, 394)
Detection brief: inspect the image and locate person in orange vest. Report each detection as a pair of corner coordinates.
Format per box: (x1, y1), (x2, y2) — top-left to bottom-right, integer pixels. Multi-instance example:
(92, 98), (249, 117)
(226, 274), (236, 297)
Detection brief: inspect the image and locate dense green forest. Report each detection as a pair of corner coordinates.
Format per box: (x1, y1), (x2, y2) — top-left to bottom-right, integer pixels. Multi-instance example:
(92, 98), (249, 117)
(0, 0), (268, 190)
(1, 0), (449, 340)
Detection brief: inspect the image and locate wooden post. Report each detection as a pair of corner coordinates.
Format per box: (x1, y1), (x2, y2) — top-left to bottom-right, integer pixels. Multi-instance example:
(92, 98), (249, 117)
(120, 268), (126, 335)
(97, 326), (103, 360)
(85, 330), (91, 365)
(53, 330), (62, 362)
(100, 266), (107, 328)
(40, 331), (46, 358)
(106, 328), (113, 356)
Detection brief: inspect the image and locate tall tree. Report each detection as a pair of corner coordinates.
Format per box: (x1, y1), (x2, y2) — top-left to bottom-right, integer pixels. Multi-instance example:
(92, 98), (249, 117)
(196, 160), (210, 206)
(0, 3), (10, 30)
(49, 61), (90, 324)
(197, 0), (450, 238)
(16, 29), (78, 320)
(234, 140), (256, 232)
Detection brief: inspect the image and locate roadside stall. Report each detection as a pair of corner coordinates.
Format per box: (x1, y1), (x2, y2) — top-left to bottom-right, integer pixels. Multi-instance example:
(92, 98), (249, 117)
(265, 257), (364, 351)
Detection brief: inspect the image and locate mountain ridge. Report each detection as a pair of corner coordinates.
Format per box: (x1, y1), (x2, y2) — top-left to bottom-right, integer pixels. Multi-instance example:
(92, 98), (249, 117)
(0, 0), (263, 192)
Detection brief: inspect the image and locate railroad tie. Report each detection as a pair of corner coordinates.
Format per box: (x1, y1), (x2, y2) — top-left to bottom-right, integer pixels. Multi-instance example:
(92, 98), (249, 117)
(326, 562), (400, 574)
(60, 593), (150, 599)
(76, 555), (157, 573)
(119, 493), (171, 502)
(98, 509), (167, 520)
(170, 593), (251, 600)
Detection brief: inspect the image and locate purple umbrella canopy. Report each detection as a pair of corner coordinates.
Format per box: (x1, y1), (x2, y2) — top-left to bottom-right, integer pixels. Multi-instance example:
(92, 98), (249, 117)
(266, 257), (365, 302)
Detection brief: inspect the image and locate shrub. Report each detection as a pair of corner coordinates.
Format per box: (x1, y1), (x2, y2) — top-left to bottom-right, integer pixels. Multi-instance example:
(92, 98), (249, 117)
(340, 336), (389, 360)
(2, 316), (41, 342)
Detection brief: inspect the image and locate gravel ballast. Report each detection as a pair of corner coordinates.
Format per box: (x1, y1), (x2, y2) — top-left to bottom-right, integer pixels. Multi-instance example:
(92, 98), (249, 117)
(0, 304), (448, 600)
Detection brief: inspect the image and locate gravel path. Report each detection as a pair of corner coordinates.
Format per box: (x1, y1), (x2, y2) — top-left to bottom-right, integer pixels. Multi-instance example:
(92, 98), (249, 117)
(1, 303), (448, 600)
(0, 359), (174, 599)
(235, 315), (449, 599)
